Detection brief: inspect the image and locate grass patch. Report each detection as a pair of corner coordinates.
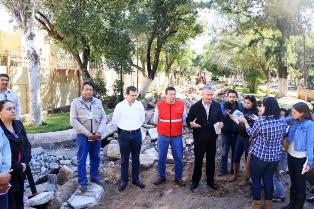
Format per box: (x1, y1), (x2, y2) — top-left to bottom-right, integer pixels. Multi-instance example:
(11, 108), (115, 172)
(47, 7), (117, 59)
(24, 112), (71, 134)
(24, 108), (113, 134)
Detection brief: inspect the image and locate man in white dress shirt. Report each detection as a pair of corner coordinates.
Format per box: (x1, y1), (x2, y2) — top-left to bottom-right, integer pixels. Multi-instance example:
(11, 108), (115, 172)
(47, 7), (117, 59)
(0, 74), (21, 119)
(112, 86), (146, 191)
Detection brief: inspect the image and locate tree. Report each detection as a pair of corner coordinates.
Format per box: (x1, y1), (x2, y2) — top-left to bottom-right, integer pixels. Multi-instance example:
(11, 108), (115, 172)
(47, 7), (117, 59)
(36, 0), (131, 83)
(1, 0), (42, 126)
(212, 0), (314, 97)
(128, 0), (202, 96)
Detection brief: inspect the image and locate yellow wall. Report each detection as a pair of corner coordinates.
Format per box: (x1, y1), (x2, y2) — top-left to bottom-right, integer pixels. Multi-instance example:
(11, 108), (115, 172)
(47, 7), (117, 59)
(0, 31), (21, 54)
(0, 30), (80, 114)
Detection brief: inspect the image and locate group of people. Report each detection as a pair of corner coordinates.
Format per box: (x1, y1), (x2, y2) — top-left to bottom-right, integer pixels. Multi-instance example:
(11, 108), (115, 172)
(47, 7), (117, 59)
(70, 82), (314, 209)
(0, 74), (313, 209)
(0, 73), (32, 209)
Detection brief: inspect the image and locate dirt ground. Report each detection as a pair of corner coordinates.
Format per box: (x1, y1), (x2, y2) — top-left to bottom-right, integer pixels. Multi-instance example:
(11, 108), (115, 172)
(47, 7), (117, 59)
(91, 160), (313, 209)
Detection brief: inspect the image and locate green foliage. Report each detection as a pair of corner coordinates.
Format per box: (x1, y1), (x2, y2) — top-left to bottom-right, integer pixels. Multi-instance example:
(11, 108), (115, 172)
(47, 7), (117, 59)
(93, 70), (107, 102)
(243, 68), (266, 93)
(308, 75), (314, 90)
(36, 0), (133, 82)
(103, 79), (125, 108)
(127, 0), (202, 81)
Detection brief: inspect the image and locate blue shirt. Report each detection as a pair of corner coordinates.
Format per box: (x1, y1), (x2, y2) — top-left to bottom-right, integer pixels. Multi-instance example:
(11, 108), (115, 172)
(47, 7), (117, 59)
(0, 127), (11, 173)
(247, 116), (287, 162)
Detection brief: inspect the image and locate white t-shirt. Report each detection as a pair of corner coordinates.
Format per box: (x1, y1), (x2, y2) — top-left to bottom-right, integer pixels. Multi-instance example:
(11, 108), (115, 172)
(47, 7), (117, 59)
(288, 140), (307, 158)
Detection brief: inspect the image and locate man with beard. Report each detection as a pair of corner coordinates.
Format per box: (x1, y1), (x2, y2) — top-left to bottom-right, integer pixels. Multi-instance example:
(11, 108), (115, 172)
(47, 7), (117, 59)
(219, 89), (243, 176)
(187, 86), (223, 191)
(0, 74), (21, 119)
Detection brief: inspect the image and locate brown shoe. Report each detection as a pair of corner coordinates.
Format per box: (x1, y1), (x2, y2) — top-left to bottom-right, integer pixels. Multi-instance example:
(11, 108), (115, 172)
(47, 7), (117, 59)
(263, 200), (272, 209)
(245, 200), (260, 209)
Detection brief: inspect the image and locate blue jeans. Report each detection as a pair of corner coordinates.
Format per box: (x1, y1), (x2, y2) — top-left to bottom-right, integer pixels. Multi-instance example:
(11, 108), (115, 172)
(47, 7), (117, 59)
(0, 193), (8, 209)
(234, 135), (249, 164)
(76, 134), (101, 185)
(157, 135), (183, 180)
(250, 155), (278, 200)
(118, 129), (142, 184)
(220, 134), (238, 173)
(278, 152), (287, 172)
(273, 174), (285, 198)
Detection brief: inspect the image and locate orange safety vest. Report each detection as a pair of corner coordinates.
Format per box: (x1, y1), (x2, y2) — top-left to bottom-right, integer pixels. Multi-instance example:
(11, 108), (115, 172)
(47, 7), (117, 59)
(156, 99), (184, 137)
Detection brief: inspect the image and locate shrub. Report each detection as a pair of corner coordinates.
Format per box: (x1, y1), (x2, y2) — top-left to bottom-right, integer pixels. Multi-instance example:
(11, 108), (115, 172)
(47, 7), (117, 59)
(243, 68), (266, 93)
(93, 70), (107, 101)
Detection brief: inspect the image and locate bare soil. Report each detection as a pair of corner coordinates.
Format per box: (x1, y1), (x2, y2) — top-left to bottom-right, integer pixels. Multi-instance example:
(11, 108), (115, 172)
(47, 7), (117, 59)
(92, 160), (313, 209)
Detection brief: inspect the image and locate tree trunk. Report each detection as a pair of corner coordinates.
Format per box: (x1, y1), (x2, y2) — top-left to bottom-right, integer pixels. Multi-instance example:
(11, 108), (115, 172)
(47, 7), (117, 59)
(139, 78), (153, 96)
(25, 9), (42, 126)
(73, 42), (94, 83)
(140, 35), (163, 96)
(277, 77), (288, 98)
(267, 78), (271, 96)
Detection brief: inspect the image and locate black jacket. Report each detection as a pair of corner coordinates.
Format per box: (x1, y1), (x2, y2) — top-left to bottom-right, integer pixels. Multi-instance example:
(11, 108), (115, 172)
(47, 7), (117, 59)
(0, 120), (31, 192)
(221, 101), (243, 135)
(186, 100), (223, 141)
(236, 107), (259, 137)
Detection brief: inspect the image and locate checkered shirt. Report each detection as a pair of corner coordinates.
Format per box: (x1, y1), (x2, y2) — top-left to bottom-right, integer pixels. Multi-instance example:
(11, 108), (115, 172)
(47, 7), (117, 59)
(247, 116), (288, 162)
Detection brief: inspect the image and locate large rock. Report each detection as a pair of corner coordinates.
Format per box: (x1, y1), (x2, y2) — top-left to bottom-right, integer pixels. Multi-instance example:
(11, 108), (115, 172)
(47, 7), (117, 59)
(148, 128), (158, 140)
(57, 166), (75, 185)
(102, 122), (118, 138)
(106, 142), (120, 160)
(277, 97), (313, 110)
(28, 129), (76, 148)
(27, 192), (54, 206)
(141, 127), (147, 140)
(140, 148), (158, 168)
(47, 178), (77, 209)
(49, 162), (59, 170)
(67, 183), (104, 209)
(166, 149), (174, 164)
(145, 110), (155, 124)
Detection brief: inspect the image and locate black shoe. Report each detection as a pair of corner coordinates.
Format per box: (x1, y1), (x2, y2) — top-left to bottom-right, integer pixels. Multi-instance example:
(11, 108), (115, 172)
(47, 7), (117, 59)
(175, 179), (186, 187)
(132, 180), (145, 189)
(190, 182), (199, 191)
(91, 178), (106, 188)
(153, 178), (166, 185)
(207, 183), (219, 190)
(307, 196), (314, 203)
(281, 203), (295, 209)
(118, 182), (128, 192)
